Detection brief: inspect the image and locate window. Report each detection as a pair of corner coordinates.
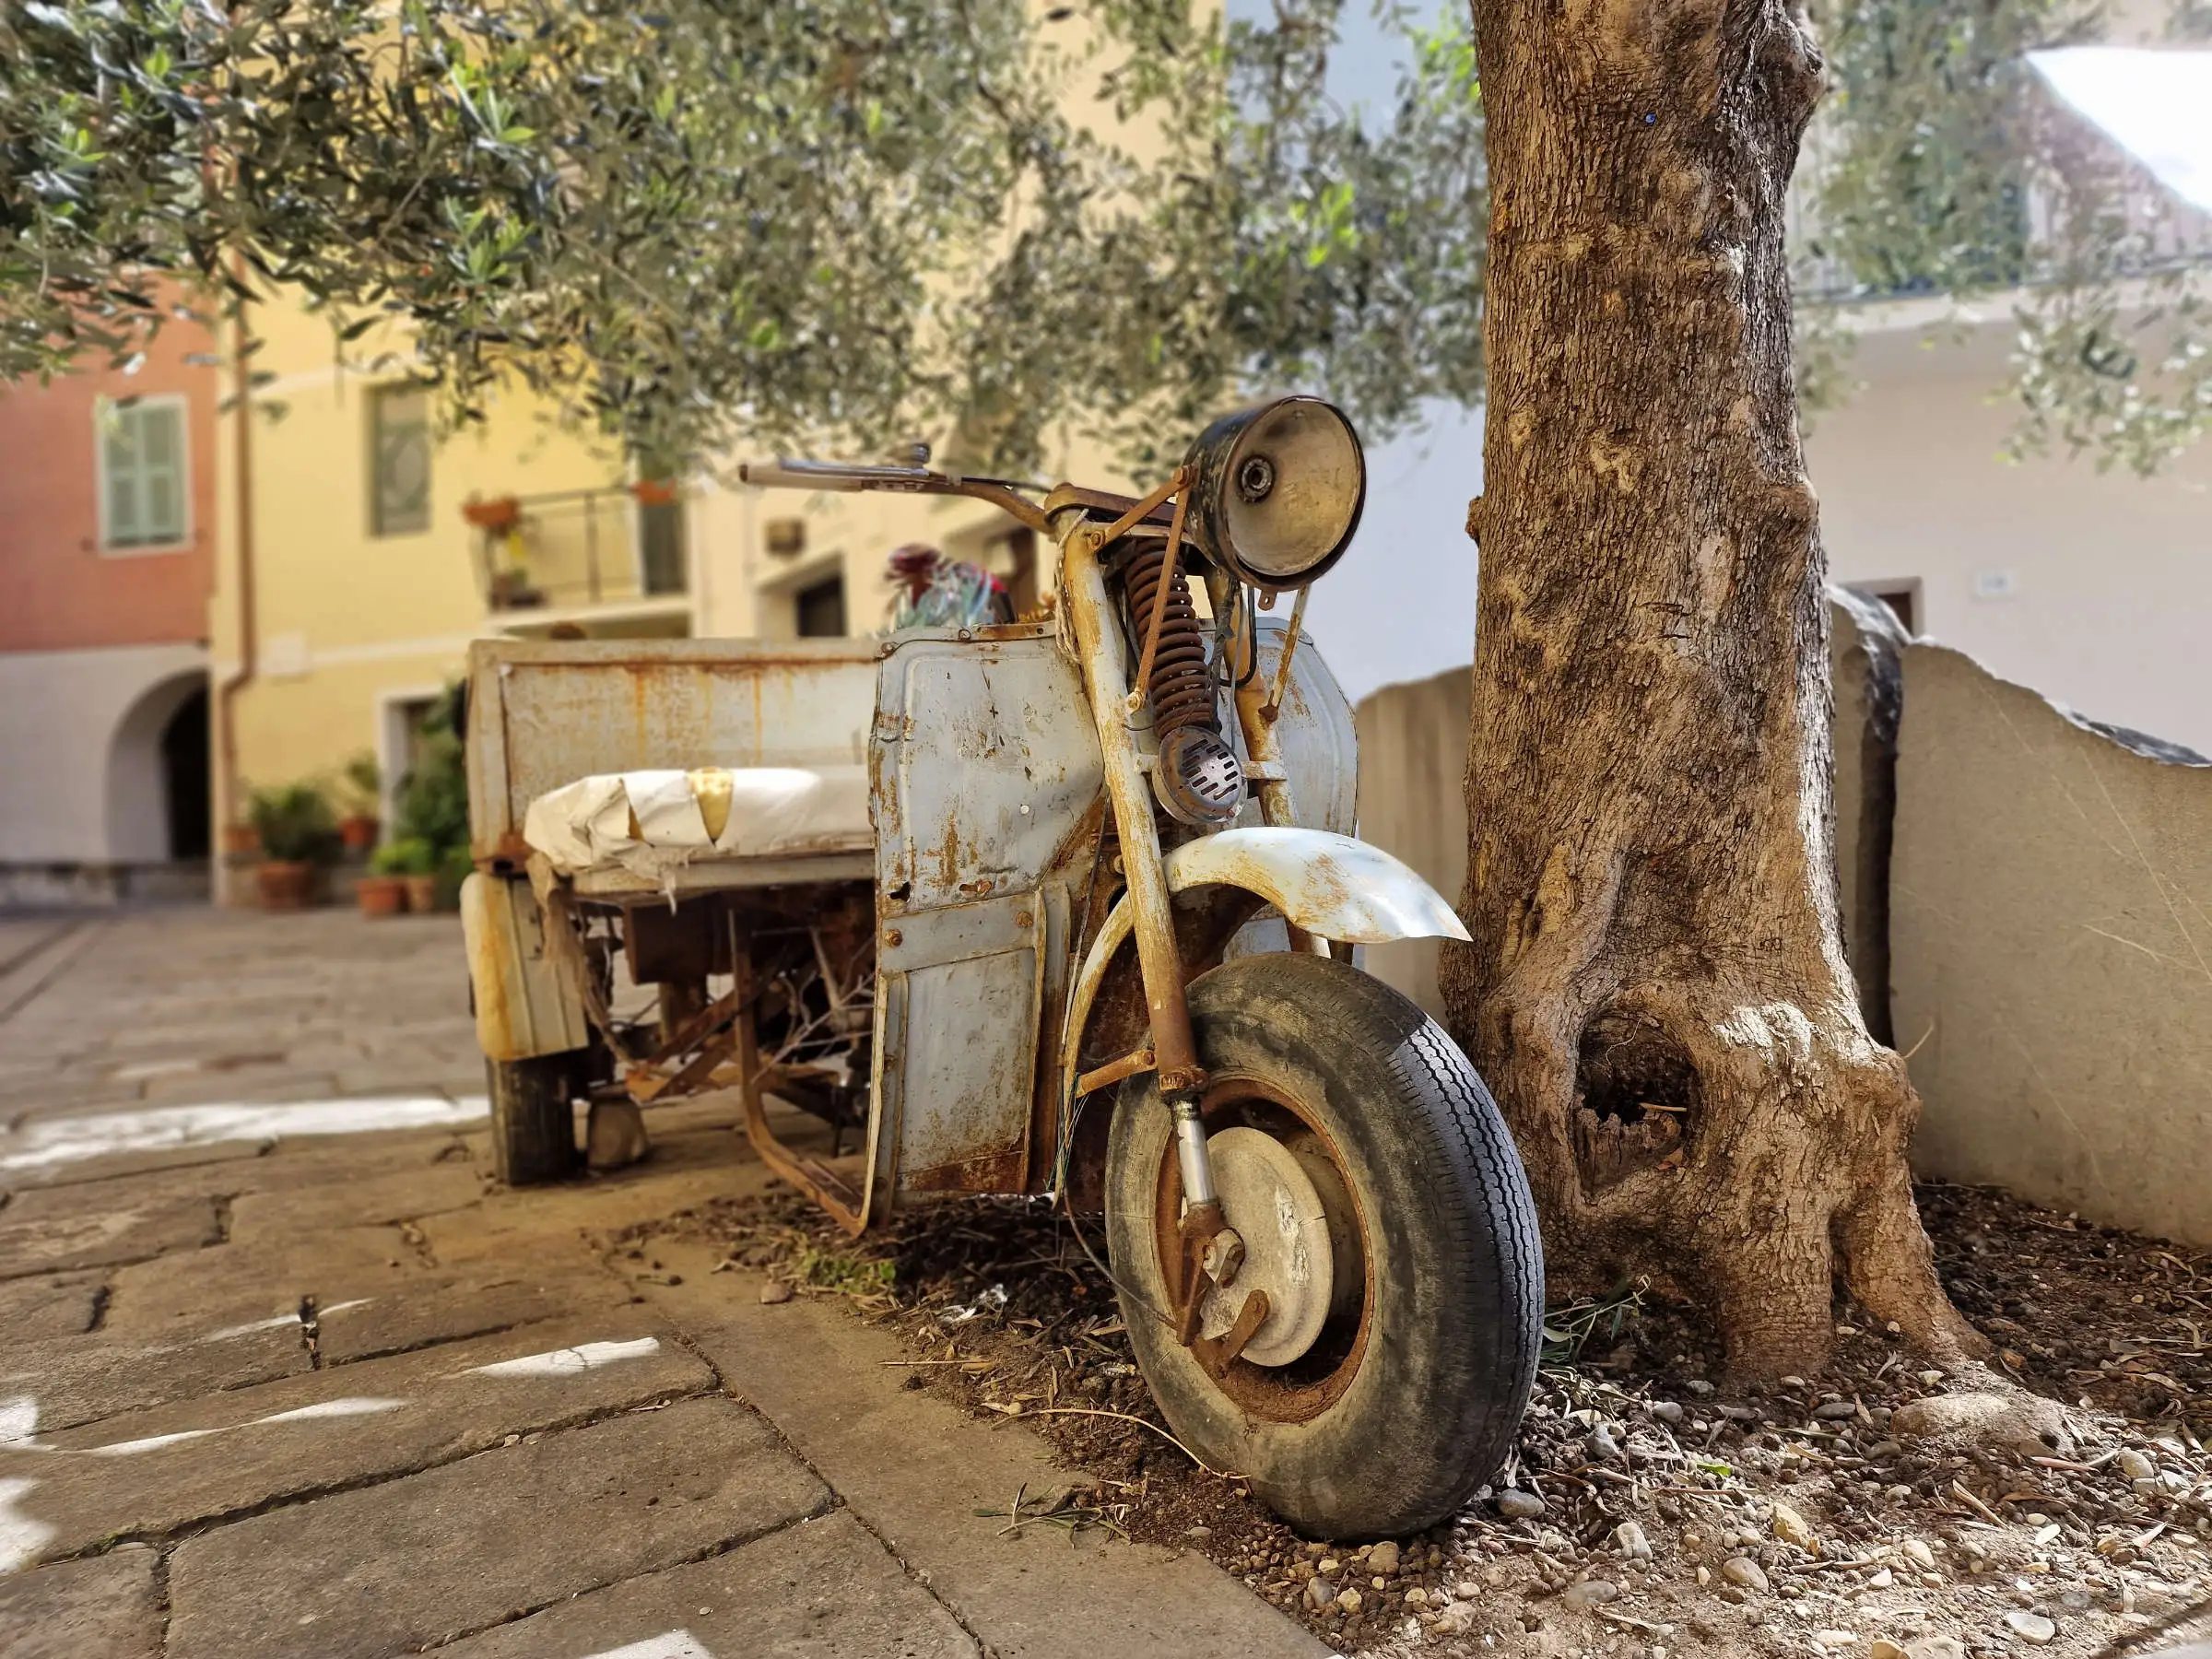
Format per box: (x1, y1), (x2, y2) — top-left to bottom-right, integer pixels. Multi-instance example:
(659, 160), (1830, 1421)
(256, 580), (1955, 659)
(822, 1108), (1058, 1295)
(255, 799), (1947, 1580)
(794, 575), (847, 638)
(1852, 581), (1919, 636)
(99, 398), (188, 550)
(371, 385), (432, 535)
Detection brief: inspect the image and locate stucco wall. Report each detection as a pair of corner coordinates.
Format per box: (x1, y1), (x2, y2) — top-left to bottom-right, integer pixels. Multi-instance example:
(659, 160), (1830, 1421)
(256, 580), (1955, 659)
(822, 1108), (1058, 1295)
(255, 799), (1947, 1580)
(1351, 665), (1469, 1022)
(0, 642), (209, 864)
(1350, 605), (2212, 1247)
(1889, 640), (2212, 1246)
(0, 302), (217, 653)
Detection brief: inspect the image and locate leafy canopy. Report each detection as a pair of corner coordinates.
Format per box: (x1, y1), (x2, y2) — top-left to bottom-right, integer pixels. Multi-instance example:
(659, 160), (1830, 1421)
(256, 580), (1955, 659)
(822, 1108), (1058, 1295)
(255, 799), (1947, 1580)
(2, 0), (2205, 475)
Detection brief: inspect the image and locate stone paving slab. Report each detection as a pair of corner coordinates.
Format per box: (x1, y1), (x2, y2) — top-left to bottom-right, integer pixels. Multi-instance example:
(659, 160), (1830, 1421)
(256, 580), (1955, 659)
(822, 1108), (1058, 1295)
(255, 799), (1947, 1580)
(0, 1191), (217, 1279)
(0, 1314), (711, 1561)
(0, 1271), (103, 1341)
(0, 1542), (160, 1658)
(165, 1395), (830, 1659)
(0, 1130), (476, 1220)
(315, 1268), (627, 1365)
(227, 1161), (487, 1242)
(429, 1510), (977, 1659)
(4, 1322), (312, 1434)
(100, 1224), (433, 1338)
(638, 1241), (1328, 1659)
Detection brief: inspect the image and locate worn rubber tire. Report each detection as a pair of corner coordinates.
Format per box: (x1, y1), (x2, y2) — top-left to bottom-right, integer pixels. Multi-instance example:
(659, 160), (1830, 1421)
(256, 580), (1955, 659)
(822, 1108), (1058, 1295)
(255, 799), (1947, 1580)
(1105, 953), (1543, 1539)
(487, 1053), (581, 1185)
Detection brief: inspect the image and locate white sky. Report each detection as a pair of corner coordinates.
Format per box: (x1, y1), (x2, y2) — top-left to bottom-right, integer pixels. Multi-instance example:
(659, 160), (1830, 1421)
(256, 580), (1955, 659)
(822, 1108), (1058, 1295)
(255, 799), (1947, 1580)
(2029, 48), (2212, 217)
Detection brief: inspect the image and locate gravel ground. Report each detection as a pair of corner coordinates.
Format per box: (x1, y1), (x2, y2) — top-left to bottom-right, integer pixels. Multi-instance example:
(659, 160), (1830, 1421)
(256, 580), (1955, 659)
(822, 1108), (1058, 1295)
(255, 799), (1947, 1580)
(623, 1178), (2211, 1659)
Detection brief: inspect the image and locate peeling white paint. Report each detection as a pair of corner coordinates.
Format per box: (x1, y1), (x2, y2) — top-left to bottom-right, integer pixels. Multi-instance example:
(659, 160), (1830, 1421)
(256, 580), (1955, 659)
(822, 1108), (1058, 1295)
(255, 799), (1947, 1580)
(0, 1095), (488, 1172)
(582, 1633), (717, 1659)
(464, 1337), (662, 1379)
(0, 1477), (56, 1574)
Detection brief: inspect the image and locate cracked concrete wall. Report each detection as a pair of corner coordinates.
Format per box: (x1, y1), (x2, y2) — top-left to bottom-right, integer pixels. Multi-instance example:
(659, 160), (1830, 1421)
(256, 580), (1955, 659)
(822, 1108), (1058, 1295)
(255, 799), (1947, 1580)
(1889, 640), (2212, 1247)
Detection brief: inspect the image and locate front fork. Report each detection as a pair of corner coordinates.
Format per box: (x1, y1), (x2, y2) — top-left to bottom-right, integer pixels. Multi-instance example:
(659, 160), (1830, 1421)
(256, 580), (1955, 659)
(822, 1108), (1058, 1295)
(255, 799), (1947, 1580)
(1057, 508), (1283, 1363)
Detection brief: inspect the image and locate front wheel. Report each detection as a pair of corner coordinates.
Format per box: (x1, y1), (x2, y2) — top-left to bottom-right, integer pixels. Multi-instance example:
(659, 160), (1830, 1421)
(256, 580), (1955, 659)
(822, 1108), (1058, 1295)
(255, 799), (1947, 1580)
(1104, 954), (1542, 1538)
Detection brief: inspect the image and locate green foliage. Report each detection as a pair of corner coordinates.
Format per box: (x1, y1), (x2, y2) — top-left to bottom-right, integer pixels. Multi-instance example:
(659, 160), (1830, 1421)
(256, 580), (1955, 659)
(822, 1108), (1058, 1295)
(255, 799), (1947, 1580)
(338, 750), (381, 818)
(392, 684), (469, 857)
(369, 836), (434, 877)
(247, 780), (337, 864)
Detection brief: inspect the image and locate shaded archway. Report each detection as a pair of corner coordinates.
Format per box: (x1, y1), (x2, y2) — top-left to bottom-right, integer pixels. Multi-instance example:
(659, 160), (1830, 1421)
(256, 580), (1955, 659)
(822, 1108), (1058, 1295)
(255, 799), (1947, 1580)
(105, 668), (210, 865)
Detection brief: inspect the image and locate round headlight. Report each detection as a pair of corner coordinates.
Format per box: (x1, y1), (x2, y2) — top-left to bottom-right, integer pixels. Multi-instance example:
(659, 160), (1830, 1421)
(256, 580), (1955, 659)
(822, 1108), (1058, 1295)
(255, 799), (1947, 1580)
(1182, 395), (1365, 589)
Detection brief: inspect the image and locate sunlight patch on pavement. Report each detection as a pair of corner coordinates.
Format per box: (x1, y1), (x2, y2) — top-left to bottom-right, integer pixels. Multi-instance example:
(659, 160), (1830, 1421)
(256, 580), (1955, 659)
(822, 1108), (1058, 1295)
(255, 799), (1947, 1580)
(0, 1095), (488, 1172)
(69, 1398), (406, 1459)
(464, 1337), (663, 1379)
(0, 1477), (55, 1574)
(0, 1398), (38, 1448)
(583, 1634), (718, 1659)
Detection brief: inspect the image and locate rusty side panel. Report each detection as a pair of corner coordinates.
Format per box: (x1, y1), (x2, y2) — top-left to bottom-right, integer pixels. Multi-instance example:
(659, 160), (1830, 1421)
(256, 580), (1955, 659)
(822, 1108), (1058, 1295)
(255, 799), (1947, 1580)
(466, 636), (880, 863)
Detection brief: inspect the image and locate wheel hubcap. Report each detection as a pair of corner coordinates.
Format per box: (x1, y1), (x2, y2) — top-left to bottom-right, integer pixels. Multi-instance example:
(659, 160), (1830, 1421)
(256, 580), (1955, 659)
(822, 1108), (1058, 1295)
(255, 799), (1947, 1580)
(1195, 1126), (1334, 1367)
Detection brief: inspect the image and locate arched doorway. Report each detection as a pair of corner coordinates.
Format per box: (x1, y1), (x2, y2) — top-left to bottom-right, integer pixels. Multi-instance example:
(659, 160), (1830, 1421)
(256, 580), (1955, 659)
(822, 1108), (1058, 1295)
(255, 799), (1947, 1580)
(105, 669), (211, 865)
(160, 684), (210, 859)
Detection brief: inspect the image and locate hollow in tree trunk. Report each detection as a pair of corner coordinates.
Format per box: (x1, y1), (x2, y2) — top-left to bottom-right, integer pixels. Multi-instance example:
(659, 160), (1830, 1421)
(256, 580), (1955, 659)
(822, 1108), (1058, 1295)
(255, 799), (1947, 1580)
(1442, 0), (1986, 1377)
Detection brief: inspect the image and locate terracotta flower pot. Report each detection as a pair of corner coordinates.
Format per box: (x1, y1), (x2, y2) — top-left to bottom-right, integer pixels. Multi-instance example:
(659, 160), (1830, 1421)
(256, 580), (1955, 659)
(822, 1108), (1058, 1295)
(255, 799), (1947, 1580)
(356, 875), (407, 918)
(339, 815), (381, 853)
(257, 860), (316, 911)
(403, 874), (439, 913)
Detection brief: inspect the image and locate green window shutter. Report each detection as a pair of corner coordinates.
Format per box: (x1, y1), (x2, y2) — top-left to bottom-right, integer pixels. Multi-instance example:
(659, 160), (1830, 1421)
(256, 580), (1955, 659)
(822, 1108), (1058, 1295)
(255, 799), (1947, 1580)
(138, 406), (184, 541)
(103, 414), (143, 546)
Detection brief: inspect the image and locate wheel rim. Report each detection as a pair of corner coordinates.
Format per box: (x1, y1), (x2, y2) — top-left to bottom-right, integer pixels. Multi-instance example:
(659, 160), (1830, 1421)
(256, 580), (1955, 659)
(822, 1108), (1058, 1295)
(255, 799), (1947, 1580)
(1150, 1076), (1373, 1423)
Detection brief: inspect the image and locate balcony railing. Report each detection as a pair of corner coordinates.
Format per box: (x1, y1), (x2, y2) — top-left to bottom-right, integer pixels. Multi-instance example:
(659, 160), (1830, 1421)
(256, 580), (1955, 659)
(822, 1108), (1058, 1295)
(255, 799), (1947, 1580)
(465, 483), (688, 613)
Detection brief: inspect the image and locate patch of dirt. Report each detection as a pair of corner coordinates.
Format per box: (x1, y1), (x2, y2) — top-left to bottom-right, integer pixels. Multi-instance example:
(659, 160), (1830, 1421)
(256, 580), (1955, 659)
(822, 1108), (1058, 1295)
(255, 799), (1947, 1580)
(628, 1181), (2212, 1659)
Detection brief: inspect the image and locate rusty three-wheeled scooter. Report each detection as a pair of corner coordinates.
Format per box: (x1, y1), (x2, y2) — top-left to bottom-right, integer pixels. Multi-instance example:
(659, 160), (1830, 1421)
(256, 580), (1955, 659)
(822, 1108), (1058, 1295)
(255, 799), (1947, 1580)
(461, 397), (1542, 1536)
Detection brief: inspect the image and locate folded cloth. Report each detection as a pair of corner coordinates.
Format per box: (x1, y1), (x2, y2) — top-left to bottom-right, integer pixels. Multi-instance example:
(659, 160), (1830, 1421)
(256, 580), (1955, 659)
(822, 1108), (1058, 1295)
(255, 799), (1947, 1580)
(523, 763), (871, 888)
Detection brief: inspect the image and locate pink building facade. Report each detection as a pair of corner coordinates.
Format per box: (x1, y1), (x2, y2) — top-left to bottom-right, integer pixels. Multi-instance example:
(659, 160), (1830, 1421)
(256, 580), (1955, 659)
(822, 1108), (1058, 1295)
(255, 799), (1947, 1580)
(0, 309), (219, 900)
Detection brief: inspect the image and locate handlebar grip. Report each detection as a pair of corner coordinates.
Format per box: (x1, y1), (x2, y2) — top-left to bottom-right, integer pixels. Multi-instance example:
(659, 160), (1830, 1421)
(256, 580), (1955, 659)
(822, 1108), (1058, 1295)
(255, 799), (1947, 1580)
(738, 458), (869, 492)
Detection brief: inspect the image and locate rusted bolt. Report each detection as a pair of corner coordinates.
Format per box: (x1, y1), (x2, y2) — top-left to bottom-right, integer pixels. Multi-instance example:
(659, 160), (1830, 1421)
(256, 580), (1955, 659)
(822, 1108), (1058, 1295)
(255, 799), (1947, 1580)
(1016, 912), (1032, 928)
(884, 929), (902, 947)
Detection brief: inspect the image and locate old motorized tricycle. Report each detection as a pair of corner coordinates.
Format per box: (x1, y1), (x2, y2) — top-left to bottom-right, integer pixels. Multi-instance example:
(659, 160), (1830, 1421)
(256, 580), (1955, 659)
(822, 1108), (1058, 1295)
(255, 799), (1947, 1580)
(460, 397), (1542, 1536)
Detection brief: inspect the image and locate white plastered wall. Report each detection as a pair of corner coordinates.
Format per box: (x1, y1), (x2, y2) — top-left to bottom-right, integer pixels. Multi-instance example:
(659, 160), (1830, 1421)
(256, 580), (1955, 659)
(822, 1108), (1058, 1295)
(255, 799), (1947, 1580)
(0, 642), (209, 863)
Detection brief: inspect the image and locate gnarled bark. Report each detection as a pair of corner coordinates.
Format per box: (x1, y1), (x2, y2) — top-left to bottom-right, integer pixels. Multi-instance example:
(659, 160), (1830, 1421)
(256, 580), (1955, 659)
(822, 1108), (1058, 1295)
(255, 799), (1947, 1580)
(1443, 0), (1984, 1376)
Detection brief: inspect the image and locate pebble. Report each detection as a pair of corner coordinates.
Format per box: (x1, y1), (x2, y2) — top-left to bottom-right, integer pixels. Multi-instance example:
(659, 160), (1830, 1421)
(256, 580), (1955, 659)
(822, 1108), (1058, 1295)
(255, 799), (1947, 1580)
(1587, 1426), (1624, 1463)
(2118, 1449), (2157, 1481)
(1866, 1568), (1894, 1589)
(759, 1279), (794, 1304)
(1405, 1587), (1428, 1607)
(1562, 1579), (1621, 1610)
(1871, 1642), (1909, 1659)
(1771, 1502), (1818, 1553)
(1722, 1558), (1770, 1593)
(1367, 1540), (1399, 1574)
(1430, 1603), (1477, 1636)
(1865, 1440), (1902, 1459)
(1908, 1641), (1966, 1659)
(1815, 1400), (1860, 1420)
(1304, 1577), (1337, 1611)
(1184, 1525), (1211, 1539)
(1615, 1521), (1653, 1560)
(2004, 1611), (2056, 1644)
(1337, 1589), (1363, 1616)
(1496, 1489), (1547, 1519)
(1649, 1401), (1685, 1424)
(1686, 1379), (1714, 1395)
(1718, 1404), (1761, 1421)
(1902, 1539), (1937, 1570)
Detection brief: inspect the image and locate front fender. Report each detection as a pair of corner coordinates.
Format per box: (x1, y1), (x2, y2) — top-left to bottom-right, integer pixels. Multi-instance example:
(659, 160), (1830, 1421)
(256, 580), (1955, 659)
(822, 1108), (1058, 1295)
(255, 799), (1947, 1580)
(1058, 829), (1465, 1111)
(1163, 827), (1468, 947)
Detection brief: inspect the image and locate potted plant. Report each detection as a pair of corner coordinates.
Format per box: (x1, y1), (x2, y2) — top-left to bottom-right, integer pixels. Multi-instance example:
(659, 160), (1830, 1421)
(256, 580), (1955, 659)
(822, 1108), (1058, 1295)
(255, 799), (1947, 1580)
(247, 782), (338, 910)
(376, 837), (439, 912)
(390, 684), (474, 914)
(358, 842), (411, 917)
(336, 751), (382, 853)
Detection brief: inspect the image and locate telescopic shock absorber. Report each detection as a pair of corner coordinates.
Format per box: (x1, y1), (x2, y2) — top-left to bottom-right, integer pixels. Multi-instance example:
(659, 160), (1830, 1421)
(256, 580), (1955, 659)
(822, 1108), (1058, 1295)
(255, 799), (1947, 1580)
(1119, 539), (1243, 826)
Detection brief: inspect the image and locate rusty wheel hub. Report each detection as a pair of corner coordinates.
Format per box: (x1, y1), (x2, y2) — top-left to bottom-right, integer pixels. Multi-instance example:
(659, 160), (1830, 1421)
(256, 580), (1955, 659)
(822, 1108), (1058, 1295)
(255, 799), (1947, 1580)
(1194, 1126), (1334, 1367)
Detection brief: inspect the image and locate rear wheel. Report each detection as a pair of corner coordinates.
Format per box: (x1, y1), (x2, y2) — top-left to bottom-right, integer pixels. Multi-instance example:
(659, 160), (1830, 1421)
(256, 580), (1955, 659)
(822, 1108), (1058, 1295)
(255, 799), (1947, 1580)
(1105, 953), (1542, 1538)
(487, 1053), (581, 1185)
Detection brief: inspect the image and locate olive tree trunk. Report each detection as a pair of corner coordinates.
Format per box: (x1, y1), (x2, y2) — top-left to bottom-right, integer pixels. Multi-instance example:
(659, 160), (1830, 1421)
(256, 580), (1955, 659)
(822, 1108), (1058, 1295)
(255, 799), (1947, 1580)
(1442, 0), (1984, 1377)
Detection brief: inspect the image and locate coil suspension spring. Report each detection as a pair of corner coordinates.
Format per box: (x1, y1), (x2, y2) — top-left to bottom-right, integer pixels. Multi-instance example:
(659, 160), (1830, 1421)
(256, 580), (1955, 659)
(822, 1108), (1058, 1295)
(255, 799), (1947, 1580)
(1121, 541), (1217, 740)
